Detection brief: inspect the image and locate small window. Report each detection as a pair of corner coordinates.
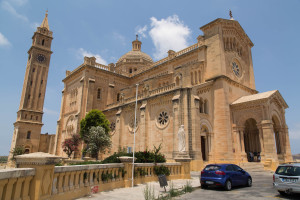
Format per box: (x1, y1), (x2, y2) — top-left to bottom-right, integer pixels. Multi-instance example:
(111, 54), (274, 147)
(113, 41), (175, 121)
(25, 114), (27, 119)
(28, 94), (30, 99)
(97, 88), (101, 99)
(42, 39), (45, 46)
(27, 131), (31, 139)
(41, 80), (43, 84)
(39, 93), (41, 98)
(30, 81), (32, 86)
(36, 116), (38, 120)
(24, 149), (30, 154)
(129, 68), (133, 73)
(32, 68), (35, 72)
(30, 115), (33, 120)
(134, 68), (137, 71)
(117, 93), (120, 102)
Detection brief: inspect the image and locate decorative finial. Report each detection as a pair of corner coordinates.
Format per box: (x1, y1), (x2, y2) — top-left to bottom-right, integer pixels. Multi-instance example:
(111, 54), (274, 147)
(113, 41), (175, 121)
(45, 9), (48, 17)
(136, 34), (138, 40)
(229, 9), (234, 20)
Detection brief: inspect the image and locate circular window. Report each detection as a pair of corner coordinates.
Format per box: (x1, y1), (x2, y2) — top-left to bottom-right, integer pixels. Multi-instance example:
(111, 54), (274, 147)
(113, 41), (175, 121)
(156, 111), (170, 129)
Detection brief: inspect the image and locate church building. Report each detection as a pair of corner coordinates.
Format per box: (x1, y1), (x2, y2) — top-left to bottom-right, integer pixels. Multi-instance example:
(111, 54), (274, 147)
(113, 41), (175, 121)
(10, 12), (293, 171)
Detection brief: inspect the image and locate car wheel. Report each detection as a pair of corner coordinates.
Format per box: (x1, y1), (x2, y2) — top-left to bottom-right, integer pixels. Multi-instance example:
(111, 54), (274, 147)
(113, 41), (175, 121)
(246, 177), (252, 187)
(278, 191), (287, 196)
(224, 180), (232, 191)
(201, 184), (208, 189)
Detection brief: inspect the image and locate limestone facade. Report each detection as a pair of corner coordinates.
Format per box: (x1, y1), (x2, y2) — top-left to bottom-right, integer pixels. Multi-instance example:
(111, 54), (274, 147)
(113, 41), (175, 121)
(53, 18), (292, 170)
(10, 14), (293, 171)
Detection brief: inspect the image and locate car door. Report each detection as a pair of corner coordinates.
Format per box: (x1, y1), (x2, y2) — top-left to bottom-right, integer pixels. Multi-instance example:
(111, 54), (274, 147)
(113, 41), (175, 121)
(233, 165), (247, 186)
(226, 165), (238, 186)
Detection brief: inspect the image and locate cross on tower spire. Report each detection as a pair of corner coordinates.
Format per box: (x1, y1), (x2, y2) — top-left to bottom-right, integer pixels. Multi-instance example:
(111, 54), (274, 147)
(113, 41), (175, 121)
(229, 9), (234, 20)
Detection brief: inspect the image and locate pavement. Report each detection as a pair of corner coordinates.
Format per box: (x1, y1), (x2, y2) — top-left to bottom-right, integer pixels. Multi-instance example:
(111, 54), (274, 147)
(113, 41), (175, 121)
(77, 171), (300, 200)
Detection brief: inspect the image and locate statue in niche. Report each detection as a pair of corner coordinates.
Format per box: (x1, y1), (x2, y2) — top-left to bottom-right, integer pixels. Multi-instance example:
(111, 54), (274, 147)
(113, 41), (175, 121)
(178, 125), (186, 152)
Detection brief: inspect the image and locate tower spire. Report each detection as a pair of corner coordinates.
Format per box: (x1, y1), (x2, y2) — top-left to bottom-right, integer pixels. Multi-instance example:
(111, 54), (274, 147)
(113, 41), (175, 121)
(40, 10), (49, 30)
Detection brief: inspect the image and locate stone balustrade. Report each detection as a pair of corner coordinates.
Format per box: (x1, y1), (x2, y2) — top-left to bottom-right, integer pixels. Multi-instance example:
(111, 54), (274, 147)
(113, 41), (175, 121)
(0, 168), (35, 200)
(0, 153), (191, 200)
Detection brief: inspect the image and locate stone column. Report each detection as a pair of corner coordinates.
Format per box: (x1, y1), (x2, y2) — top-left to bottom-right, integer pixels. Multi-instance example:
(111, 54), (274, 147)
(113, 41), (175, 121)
(139, 101), (147, 151)
(239, 129), (247, 162)
(260, 120), (278, 164)
(172, 91), (180, 159)
(119, 156), (136, 188)
(257, 124), (265, 161)
(282, 127), (293, 162)
(15, 152), (61, 200)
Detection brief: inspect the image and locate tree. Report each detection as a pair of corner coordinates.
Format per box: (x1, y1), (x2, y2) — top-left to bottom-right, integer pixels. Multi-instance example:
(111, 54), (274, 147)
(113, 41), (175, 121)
(62, 134), (81, 158)
(87, 126), (111, 160)
(11, 146), (25, 160)
(80, 109), (110, 143)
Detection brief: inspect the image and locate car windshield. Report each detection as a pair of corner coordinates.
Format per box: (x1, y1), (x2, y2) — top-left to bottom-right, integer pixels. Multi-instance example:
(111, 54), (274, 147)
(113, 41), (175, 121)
(276, 166), (300, 176)
(204, 165), (221, 171)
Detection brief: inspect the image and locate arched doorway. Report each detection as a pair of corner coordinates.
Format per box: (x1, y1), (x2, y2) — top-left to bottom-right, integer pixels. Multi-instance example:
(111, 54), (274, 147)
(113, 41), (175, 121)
(244, 118), (261, 161)
(272, 116), (282, 154)
(200, 126), (210, 161)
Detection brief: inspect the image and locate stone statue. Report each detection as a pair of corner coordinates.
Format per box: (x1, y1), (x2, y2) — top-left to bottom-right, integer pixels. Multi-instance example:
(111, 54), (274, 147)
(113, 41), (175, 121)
(178, 125), (186, 152)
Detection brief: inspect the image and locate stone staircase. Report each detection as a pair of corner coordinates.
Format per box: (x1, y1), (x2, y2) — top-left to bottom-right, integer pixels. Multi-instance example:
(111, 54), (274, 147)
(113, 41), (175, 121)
(239, 162), (265, 172)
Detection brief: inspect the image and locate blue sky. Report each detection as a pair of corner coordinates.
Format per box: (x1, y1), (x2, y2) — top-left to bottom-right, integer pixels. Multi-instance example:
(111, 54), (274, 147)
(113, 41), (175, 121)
(0, 0), (300, 155)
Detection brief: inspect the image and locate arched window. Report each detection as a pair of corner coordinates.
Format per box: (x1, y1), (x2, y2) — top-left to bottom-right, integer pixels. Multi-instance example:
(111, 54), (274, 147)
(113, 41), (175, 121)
(199, 99), (204, 113)
(27, 131), (31, 139)
(176, 77), (180, 86)
(97, 88), (101, 99)
(129, 68), (133, 73)
(117, 93), (120, 102)
(24, 148), (30, 154)
(42, 39), (45, 46)
(204, 100), (209, 114)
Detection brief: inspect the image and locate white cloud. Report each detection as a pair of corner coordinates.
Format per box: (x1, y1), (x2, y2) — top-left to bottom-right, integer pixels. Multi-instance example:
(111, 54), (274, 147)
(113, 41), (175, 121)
(77, 48), (108, 65)
(10, 0), (28, 6)
(44, 108), (59, 116)
(0, 32), (11, 47)
(1, 1), (28, 22)
(289, 123), (300, 139)
(149, 15), (191, 60)
(113, 32), (126, 46)
(135, 25), (148, 39)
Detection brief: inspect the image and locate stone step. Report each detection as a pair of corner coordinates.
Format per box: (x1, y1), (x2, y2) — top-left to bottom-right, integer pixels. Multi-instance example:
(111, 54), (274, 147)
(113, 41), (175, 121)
(239, 162), (265, 172)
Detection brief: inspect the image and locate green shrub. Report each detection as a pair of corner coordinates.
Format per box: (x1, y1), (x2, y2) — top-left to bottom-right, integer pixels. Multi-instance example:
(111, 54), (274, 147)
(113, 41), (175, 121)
(154, 165), (170, 176)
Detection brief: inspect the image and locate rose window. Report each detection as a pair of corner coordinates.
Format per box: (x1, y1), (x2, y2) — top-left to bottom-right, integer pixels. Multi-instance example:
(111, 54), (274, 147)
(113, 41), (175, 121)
(158, 111), (169, 125)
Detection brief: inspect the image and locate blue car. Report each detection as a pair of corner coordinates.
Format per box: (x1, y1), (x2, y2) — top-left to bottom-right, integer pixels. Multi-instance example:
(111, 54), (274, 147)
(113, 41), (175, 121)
(200, 164), (252, 191)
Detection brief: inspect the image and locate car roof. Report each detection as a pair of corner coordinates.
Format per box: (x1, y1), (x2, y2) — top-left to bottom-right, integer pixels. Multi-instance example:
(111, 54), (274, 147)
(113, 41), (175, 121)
(279, 163), (300, 167)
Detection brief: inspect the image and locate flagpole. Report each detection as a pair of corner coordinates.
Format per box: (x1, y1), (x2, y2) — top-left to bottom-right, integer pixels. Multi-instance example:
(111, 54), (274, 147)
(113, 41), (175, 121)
(132, 83), (139, 187)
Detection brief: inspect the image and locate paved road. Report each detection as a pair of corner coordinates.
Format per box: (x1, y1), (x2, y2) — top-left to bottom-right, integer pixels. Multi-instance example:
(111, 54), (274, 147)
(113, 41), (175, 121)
(78, 171), (300, 200)
(177, 171), (300, 200)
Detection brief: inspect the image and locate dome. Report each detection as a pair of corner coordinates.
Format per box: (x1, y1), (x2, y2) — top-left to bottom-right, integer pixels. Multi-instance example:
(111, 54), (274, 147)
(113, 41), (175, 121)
(117, 50), (153, 63)
(117, 35), (153, 64)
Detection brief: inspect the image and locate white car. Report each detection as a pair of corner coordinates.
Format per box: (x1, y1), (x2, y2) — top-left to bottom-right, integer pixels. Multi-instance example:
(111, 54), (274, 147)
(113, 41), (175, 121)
(273, 163), (300, 195)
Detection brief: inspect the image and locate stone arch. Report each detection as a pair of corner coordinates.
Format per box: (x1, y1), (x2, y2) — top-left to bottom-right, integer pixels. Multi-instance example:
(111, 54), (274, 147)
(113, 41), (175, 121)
(174, 73), (182, 87)
(236, 112), (262, 128)
(243, 118), (261, 161)
(199, 119), (213, 161)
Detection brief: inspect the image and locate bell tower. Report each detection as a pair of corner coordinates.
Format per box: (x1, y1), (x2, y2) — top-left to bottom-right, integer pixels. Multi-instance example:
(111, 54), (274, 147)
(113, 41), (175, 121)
(8, 11), (53, 161)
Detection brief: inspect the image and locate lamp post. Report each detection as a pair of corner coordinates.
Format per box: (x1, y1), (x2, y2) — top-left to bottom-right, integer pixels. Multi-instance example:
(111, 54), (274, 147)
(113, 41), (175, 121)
(132, 83), (139, 187)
